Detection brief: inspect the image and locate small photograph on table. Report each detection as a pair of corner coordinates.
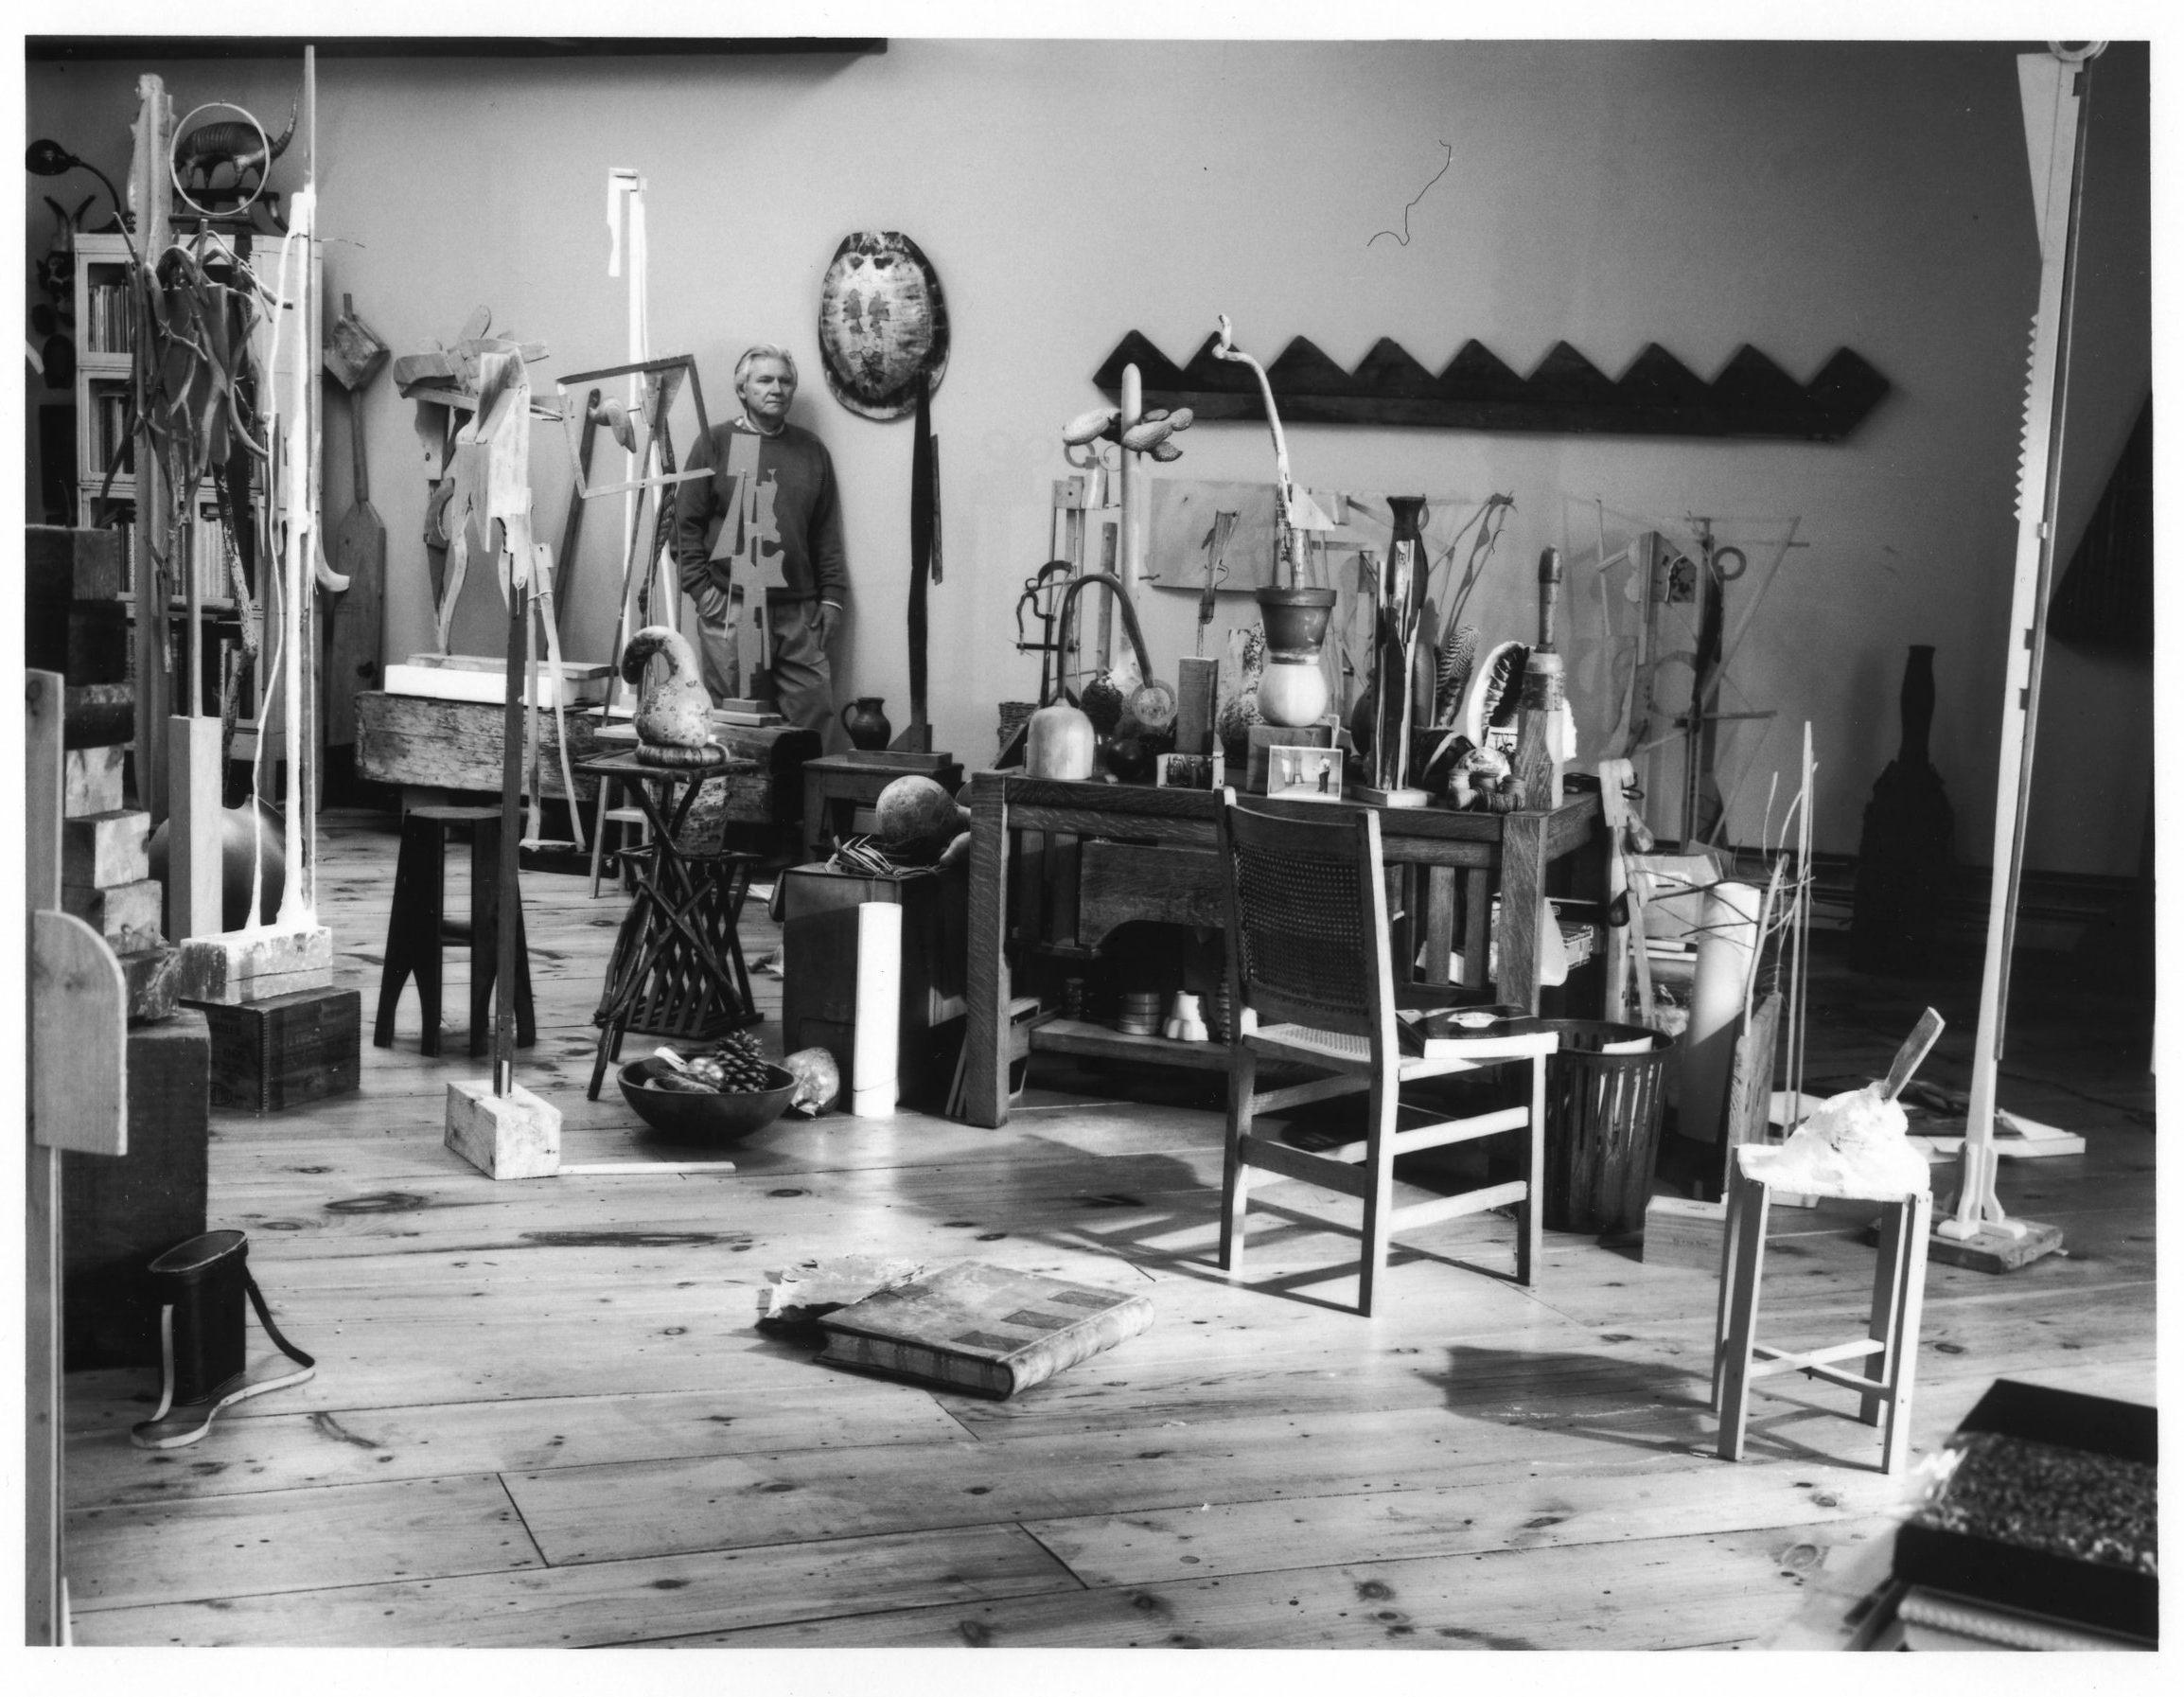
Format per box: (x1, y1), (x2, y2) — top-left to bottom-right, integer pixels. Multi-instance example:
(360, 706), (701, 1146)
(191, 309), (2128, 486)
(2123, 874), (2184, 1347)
(1267, 745), (1344, 802)
(1155, 752), (1216, 790)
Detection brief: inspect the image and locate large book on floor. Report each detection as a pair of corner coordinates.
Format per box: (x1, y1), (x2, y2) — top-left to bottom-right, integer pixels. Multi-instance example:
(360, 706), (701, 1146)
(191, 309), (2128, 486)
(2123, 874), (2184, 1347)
(816, 1261), (1154, 1398)
(1893, 1587), (2143, 1652)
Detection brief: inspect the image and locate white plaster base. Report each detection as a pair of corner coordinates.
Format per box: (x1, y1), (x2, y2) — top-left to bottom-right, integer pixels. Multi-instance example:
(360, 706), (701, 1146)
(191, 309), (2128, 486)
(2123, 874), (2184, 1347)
(445, 1080), (562, 1180)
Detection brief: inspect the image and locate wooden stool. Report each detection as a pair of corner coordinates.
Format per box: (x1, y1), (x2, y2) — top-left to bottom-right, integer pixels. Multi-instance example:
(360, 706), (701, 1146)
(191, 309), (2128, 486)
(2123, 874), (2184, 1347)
(1712, 1146), (1931, 1474)
(373, 804), (536, 1058)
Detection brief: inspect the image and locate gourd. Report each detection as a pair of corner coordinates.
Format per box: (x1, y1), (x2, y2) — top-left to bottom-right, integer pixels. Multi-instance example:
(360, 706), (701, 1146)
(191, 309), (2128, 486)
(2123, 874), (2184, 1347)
(1027, 572), (1171, 782)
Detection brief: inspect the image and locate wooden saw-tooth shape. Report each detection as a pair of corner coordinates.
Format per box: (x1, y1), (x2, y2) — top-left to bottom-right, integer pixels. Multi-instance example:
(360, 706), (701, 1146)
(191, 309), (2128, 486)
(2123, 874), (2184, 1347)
(1093, 331), (1891, 440)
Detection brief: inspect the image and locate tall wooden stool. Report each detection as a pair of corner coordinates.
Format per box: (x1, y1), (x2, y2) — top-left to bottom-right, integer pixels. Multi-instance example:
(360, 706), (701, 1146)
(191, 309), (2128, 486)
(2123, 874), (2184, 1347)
(1712, 1145), (1931, 1475)
(373, 804), (536, 1058)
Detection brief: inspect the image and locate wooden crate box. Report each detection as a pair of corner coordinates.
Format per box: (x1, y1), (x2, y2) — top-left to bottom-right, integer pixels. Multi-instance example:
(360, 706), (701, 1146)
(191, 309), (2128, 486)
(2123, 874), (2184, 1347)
(190, 985), (362, 1114)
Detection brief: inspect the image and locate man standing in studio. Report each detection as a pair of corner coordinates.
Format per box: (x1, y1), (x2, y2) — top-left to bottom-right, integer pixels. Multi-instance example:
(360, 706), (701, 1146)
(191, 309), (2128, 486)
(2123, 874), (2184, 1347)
(676, 345), (848, 732)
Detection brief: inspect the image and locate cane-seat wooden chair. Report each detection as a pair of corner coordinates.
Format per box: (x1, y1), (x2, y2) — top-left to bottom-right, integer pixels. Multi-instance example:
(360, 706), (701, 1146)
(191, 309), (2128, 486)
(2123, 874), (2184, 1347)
(1215, 794), (1558, 1315)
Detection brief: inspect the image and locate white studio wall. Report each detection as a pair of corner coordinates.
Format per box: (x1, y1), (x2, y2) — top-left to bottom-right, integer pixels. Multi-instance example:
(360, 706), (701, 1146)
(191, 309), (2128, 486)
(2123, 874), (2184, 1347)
(25, 39), (2150, 874)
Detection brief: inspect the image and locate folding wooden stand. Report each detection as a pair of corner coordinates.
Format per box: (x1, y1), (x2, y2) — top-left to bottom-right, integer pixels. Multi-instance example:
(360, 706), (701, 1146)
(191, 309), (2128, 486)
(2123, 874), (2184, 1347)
(578, 750), (763, 1099)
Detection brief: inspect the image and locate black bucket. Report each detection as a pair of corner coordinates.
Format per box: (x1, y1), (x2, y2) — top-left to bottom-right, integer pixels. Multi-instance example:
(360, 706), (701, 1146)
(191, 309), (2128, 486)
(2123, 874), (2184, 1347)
(145, 1229), (253, 1405)
(1536, 1020), (1675, 1235)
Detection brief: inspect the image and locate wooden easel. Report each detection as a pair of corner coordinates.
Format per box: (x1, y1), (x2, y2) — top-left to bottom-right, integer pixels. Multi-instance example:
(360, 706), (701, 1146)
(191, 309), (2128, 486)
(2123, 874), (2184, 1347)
(554, 355), (712, 716)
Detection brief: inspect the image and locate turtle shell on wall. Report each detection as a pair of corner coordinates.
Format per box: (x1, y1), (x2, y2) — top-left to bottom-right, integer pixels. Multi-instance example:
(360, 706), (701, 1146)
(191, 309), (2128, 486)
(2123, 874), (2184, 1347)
(817, 231), (949, 421)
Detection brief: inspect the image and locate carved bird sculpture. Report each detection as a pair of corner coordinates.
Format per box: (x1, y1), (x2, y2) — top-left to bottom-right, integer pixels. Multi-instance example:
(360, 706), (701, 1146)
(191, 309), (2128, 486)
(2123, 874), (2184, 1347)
(590, 396), (638, 454)
(620, 626), (714, 751)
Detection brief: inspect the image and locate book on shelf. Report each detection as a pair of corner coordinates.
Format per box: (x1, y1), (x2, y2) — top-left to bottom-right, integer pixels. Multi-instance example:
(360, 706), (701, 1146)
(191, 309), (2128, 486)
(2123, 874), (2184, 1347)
(93, 391), (134, 476)
(82, 279), (135, 355)
(816, 1261), (1154, 1398)
(191, 498), (231, 605)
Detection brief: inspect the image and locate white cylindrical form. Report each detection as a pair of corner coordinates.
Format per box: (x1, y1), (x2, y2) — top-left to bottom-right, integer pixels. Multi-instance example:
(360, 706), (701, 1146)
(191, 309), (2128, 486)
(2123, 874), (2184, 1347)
(1118, 362), (1143, 602)
(851, 901), (903, 1118)
(275, 187), (315, 929)
(1677, 880), (1763, 1144)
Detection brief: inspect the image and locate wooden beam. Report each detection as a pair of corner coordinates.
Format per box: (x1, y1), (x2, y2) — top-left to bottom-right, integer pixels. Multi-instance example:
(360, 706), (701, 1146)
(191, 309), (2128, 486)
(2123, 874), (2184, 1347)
(131, 76), (173, 822)
(166, 714), (223, 941)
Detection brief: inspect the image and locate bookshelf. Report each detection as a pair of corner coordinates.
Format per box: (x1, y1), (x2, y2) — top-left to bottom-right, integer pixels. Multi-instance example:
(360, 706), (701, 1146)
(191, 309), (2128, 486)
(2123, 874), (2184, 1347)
(73, 230), (267, 718)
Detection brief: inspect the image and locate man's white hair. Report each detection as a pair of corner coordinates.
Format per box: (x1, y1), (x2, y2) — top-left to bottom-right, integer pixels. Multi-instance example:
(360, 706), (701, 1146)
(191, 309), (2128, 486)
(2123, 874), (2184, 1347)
(734, 345), (799, 391)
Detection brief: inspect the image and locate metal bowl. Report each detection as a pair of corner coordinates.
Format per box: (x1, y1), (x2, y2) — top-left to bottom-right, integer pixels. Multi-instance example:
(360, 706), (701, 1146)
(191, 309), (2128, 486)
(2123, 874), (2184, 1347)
(617, 1057), (797, 1143)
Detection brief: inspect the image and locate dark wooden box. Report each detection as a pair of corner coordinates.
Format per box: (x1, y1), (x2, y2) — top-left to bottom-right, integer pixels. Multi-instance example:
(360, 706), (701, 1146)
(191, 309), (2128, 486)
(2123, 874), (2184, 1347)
(190, 985), (362, 1114)
(62, 1010), (210, 1370)
(780, 862), (968, 1110)
(1893, 1379), (2158, 1643)
(26, 523), (124, 604)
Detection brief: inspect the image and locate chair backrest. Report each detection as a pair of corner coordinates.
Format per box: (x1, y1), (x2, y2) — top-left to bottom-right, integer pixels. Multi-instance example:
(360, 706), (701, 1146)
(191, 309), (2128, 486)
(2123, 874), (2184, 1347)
(1216, 794), (1395, 1042)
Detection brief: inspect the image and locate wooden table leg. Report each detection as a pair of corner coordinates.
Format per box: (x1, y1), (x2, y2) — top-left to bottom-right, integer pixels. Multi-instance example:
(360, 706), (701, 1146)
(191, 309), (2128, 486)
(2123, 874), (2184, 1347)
(1421, 866), (1456, 986)
(962, 776), (1012, 1127)
(1463, 868), (1491, 991)
(801, 769), (822, 862)
(1498, 809), (1546, 1012)
(1716, 1169), (1770, 1461)
(1569, 804), (1614, 1019)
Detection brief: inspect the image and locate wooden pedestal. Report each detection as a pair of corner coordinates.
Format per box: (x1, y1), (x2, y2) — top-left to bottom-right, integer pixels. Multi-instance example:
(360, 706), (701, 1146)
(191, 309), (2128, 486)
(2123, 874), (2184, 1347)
(1926, 1217), (2066, 1273)
(61, 1010), (211, 1369)
(192, 985), (362, 1113)
(1245, 720), (1333, 794)
(63, 746), (125, 817)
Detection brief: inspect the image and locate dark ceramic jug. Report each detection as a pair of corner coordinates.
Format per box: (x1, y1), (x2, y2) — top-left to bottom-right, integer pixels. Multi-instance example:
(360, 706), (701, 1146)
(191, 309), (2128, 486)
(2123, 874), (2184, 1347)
(841, 697), (891, 751)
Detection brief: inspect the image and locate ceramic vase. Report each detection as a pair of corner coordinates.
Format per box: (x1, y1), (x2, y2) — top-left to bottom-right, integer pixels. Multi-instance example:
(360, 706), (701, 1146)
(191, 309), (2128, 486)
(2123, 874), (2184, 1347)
(1255, 587), (1337, 728)
(1374, 497), (1430, 789)
(1026, 700), (1096, 780)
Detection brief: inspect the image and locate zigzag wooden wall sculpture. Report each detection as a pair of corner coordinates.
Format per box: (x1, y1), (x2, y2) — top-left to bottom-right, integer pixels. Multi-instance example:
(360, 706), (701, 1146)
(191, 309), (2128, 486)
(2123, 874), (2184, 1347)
(1092, 331), (1889, 441)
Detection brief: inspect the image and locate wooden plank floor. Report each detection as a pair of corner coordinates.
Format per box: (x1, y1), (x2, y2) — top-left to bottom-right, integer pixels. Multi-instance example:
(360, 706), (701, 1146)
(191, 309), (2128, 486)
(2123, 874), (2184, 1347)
(63, 809), (2158, 1649)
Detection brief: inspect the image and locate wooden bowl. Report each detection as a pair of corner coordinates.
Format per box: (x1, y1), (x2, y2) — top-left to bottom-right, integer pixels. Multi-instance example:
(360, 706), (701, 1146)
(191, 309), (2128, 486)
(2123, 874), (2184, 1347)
(617, 1057), (796, 1143)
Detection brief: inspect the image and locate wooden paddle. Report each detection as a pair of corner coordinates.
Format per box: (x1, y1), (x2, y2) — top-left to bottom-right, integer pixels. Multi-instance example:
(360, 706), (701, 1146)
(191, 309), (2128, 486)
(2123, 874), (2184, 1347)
(326, 310), (387, 748)
(1878, 1006), (1946, 1103)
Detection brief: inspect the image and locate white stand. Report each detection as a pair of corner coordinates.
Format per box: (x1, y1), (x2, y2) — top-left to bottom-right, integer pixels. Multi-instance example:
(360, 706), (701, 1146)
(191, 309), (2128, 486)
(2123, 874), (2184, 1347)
(1946, 47), (2098, 1260)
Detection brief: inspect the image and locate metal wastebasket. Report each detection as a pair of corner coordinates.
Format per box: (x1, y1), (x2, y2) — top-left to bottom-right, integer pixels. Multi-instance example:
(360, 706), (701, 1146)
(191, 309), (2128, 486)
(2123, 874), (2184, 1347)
(1537, 1019), (1675, 1235)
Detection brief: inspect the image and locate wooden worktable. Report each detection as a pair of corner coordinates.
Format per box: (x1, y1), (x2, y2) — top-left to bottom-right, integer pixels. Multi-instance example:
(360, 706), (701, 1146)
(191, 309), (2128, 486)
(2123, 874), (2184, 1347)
(959, 771), (1607, 1129)
(354, 692), (819, 855)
